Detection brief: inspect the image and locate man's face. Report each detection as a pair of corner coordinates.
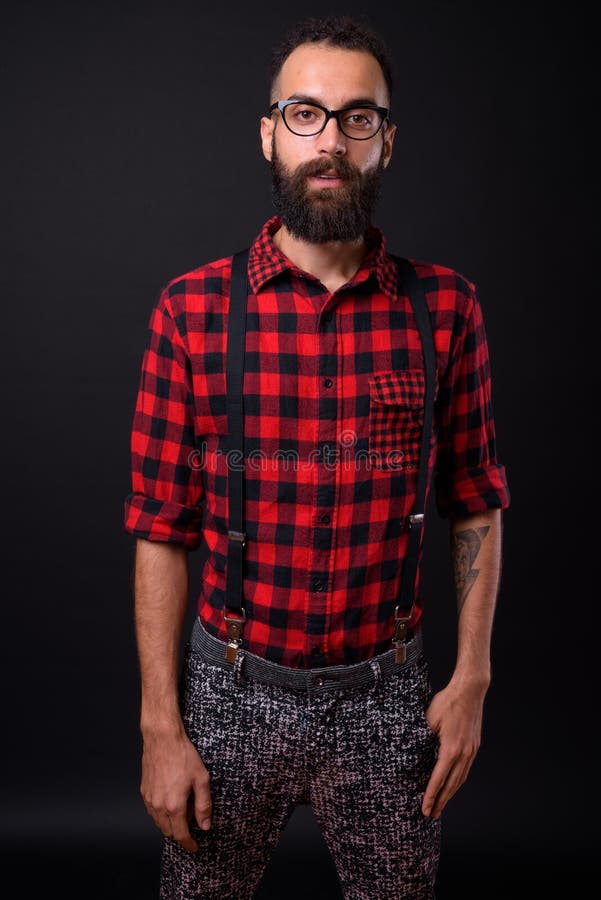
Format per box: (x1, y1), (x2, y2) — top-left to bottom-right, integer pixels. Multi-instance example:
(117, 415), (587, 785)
(260, 43), (396, 243)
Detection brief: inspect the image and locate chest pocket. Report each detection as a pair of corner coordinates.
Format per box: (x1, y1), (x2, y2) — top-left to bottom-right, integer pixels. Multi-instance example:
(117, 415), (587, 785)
(368, 369), (430, 470)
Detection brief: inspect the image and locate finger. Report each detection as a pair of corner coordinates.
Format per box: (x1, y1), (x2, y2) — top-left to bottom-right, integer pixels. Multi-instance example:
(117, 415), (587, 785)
(431, 756), (473, 818)
(151, 809), (174, 838)
(422, 755), (452, 817)
(168, 811), (199, 853)
(193, 777), (213, 831)
(143, 797), (171, 837)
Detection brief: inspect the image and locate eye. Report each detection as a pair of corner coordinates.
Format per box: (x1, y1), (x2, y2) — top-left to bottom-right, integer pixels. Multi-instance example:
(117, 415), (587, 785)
(342, 111), (374, 128)
(290, 104), (320, 121)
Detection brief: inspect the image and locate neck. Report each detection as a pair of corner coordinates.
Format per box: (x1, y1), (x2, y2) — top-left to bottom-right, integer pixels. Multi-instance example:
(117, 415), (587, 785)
(272, 222), (367, 293)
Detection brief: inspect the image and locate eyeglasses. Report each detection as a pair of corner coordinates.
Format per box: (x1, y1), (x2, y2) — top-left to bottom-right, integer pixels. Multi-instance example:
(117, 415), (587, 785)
(269, 99), (390, 140)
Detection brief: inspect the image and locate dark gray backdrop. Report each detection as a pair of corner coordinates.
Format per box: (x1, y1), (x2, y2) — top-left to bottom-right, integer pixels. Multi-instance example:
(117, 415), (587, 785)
(2, 1), (595, 897)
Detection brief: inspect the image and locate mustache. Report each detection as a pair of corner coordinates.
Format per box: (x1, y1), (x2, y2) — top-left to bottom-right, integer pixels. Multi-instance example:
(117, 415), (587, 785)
(295, 157), (360, 180)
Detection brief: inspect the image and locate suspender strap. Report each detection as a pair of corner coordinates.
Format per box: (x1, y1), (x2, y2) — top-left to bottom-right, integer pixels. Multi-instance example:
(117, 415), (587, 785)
(391, 256), (437, 662)
(223, 248), (250, 661)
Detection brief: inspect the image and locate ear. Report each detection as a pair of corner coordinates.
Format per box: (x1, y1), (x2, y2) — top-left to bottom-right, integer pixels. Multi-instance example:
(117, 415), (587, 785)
(381, 122), (397, 169)
(260, 115), (275, 162)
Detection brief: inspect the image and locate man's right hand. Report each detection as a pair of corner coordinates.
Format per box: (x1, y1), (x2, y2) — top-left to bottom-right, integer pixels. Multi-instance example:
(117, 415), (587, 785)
(140, 728), (212, 853)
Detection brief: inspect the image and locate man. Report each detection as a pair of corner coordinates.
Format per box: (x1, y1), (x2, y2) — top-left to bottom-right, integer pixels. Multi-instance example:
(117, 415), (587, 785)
(123, 14), (510, 900)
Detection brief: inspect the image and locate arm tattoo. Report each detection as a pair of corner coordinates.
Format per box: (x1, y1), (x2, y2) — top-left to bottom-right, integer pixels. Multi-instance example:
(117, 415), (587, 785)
(452, 526), (490, 613)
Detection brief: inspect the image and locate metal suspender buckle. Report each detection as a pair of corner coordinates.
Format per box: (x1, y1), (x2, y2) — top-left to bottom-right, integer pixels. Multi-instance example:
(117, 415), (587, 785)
(224, 532), (246, 662)
(408, 513), (424, 529)
(392, 608), (412, 664)
(228, 529), (246, 547)
(223, 607), (247, 663)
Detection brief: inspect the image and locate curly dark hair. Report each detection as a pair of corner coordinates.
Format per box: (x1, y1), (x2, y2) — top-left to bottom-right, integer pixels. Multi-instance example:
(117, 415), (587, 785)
(269, 14), (394, 106)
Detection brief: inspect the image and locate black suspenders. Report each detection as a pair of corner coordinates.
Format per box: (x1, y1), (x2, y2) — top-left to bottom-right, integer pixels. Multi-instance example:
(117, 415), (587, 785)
(222, 248), (436, 665)
(223, 248), (250, 663)
(390, 256), (437, 662)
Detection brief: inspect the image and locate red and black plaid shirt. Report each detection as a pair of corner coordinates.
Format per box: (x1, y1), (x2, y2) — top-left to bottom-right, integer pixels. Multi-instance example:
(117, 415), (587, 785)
(124, 215), (510, 667)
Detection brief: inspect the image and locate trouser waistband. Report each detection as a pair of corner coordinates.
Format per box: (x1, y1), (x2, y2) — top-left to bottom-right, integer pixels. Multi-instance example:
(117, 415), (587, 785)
(189, 616), (423, 694)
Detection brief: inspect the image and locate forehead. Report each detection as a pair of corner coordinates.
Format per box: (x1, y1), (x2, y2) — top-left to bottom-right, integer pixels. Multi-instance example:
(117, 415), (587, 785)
(276, 43), (388, 107)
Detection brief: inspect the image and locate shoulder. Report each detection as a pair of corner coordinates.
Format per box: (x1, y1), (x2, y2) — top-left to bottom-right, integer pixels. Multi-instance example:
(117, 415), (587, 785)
(392, 255), (478, 327)
(155, 253), (233, 319)
(144, 253), (234, 349)
(409, 258), (476, 302)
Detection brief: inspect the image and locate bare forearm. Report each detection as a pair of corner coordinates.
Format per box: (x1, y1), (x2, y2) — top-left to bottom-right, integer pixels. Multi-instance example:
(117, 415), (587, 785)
(449, 508), (503, 691)
(133, 538), (190, 736)
(421, 508), (504, 819)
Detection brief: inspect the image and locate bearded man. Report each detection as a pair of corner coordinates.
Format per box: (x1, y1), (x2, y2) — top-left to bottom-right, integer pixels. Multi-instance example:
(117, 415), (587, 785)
(124, 14), (510, 900)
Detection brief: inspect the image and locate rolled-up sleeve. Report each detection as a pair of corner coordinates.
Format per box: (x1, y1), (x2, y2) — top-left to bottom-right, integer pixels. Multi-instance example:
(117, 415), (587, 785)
(123, 290), (204, 549)
(434, 283), (510, 518)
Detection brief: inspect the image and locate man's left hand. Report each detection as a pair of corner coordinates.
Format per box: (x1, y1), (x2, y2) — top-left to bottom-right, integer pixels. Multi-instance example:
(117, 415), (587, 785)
(421, 679), (487, 819)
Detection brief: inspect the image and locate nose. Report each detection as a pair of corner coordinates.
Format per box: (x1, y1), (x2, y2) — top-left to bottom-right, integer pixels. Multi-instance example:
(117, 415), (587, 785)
(315, 115), (347, 156)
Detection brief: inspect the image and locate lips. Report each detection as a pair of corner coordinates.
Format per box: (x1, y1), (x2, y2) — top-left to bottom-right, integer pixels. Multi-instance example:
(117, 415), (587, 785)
(309, 171), (348, 185)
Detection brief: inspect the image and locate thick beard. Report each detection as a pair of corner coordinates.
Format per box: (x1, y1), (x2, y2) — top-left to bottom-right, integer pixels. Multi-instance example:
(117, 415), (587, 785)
(269, 134), (385, 244)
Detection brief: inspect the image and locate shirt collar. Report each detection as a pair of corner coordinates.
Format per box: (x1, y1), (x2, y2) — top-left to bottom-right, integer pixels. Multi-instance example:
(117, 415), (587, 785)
(247, 215), (398, 301)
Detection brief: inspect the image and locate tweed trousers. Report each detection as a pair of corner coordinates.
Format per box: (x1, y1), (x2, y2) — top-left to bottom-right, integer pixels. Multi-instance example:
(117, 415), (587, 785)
(159, 619), (441, 899)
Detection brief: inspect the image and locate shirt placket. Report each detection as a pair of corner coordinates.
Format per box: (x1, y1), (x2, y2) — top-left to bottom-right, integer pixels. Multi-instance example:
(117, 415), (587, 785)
(305, 294), (341, 666)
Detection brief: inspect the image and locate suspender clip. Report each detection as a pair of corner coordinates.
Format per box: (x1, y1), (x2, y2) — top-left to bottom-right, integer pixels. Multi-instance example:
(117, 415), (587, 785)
(408, 513), (424, 529)
(228, 529), (246, 547)
(392, 607), (412, 664)
(223, 607), (247, 663)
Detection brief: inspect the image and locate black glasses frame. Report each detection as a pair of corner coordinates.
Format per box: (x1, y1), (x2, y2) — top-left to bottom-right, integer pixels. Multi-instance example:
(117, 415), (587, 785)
(269, 99), (390, 140)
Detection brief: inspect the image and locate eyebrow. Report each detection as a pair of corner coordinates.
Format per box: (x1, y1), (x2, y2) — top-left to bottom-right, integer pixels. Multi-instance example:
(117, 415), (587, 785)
(285, 93), (382, 107)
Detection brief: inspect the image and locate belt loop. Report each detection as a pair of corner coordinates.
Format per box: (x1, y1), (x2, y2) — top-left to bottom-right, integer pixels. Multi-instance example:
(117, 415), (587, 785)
(233, 648), (246, 687)
(368, 657), (382, 691)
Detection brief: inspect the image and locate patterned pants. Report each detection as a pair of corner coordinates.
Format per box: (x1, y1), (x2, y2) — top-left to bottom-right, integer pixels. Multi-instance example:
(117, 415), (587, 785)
(160, 619), (441, 899)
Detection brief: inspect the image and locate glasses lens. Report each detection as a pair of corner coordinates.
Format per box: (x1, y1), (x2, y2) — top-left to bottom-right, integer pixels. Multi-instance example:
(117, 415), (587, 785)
(282, 103), (326, 135)
(339, 108), (384, 139)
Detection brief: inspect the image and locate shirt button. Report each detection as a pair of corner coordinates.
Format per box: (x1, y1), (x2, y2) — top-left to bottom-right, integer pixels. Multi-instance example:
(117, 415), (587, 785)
(320, 514), (331, 524)
(324, 378), (333, 388)
(323, 313), (332, 325)
(311, 645), (322, 655)
(314, 580), (324, 592)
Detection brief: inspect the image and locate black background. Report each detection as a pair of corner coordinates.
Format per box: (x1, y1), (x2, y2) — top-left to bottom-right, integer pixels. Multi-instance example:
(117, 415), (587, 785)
(2, 1), (596, 897)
